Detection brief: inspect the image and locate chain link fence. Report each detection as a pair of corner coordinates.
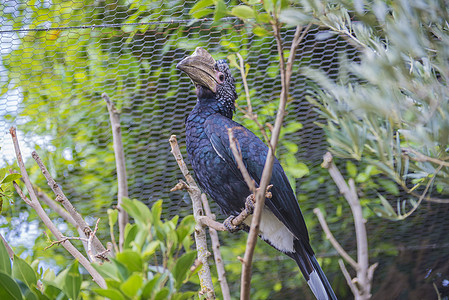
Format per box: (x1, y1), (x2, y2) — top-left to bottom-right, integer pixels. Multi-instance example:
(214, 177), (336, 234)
(1, 1), (448, 298)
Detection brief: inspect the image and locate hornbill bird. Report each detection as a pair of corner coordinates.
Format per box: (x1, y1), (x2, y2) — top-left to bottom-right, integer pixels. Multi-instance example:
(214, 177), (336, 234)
(177, 47), (337, 300)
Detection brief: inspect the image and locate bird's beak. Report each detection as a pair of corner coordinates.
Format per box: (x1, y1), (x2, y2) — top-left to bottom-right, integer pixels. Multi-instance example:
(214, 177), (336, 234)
(177, 47), (218, 93)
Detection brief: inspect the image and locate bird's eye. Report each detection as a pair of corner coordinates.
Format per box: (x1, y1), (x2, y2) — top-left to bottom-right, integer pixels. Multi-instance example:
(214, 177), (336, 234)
(217, 72), (225, 83)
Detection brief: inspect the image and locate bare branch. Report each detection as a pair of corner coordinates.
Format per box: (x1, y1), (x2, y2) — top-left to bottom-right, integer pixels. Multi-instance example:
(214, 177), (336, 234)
(201, 194), (231, 300)
(10, 127), (106, 288)
(36, 188), (76, 227)
(240, 21), (310, 300)
(338, 259), (359, 297)
(31, 150), (108, 256)
(35, 188), (90, 253)
(13, 183), (106, 288)
(0, 233), (15, 260)
(313, 208), (358, 270)
(103, 92), (129, 251)
(228, 128), (256, 193)
(322, 152), (376, 299)
(169, 135), (215, 299)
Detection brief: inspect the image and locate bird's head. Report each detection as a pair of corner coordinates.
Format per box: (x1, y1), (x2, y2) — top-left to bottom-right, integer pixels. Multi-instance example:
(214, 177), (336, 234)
(177, 47), (237, 118)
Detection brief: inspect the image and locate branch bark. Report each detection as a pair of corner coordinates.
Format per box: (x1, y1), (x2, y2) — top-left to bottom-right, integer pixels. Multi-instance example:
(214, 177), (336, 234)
(169, 135), (215, 300)
(36, 188), (90, 254)
(31, 150), (108, 257)
(240, 23), (310, 300)
(103, 92), (129, 251)
(201, 194), (231, 300)
(0, 233), (14, 260)
(9, 127), (106, 288)
(321, 152), (377, 300)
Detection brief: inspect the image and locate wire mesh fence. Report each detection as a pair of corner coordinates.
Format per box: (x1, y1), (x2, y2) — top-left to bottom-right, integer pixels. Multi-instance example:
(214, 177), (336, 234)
(1, 0), (448, 299)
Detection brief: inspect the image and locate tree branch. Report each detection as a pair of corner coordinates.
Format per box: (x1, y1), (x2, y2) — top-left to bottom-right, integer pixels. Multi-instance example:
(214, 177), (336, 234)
(313, 208), (358, 270)
(240, 22), (310, 300)
(169, 135), (215, 299)
(228, 128), (256, 193)
(102, 92), (129, 252)
(322, 152), (375, 300)
(0, 233), (15, 260)
(9, 127), (106, 288)
(31, 150), (108, 257)
(201, 194), (231, 300)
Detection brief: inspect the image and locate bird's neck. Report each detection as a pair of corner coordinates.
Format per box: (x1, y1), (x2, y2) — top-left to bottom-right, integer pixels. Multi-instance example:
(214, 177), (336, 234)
(194, 96), (234, 119)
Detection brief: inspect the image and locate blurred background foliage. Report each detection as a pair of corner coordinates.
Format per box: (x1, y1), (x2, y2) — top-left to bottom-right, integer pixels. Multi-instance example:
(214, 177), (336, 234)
(0, 0), (448, 299)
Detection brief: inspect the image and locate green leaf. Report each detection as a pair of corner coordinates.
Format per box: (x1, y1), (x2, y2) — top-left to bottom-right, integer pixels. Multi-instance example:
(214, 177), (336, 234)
(1, 174), (22, 184)
(12, 255), (37, 288)
(119, 273), (143, 298)
(154, 287), (170, 300)
(214, 0), (227, 21)
(173, 251), (197, 289)
(141, 274), (161, 299)
(151, 200), (163, 224)
(0, 169), (7, 181)
(64, 261), (81, 300)
(92, 288), (125, 300)
(42, 284), (67, 300)
(189, 0), (214, 15)
(92, 261), (121, 282)
(142, 241), (160, 260)
(123, 224), (139, 250)
(263, 0), (274, 13)
(115, 250), (143, 273)
(230, 5), (255, 20)
(0, 272), (23, 300)
(0, 240), (12, 275)
(377, 194), (398, 218)
(107, 209), (118, 228)
(253, 26), (271, 37)
(172, 292), (198, 300)
(346, 161), (358, 178)
(279, 9), (312, 25)
(121, 198), (152, 226)
(378, 179), (400, 196)
(191, 8), (214, 19)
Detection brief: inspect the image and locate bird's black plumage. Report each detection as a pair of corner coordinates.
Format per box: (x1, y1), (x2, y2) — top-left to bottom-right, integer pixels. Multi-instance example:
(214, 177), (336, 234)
(177, 47), (337, 300)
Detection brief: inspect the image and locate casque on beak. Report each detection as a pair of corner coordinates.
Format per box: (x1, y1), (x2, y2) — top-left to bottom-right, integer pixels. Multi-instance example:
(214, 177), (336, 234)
(176, 47), (218, 93)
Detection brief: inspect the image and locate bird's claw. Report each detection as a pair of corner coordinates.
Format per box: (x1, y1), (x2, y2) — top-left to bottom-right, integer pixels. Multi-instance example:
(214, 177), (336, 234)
(245, 196), (255, 214)
(223, 215), (240, 233)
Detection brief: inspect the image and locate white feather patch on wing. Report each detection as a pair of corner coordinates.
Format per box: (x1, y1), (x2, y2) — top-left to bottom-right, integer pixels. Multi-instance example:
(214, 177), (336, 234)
(210, 140), (225, 160)
(244, 207), (294, 253)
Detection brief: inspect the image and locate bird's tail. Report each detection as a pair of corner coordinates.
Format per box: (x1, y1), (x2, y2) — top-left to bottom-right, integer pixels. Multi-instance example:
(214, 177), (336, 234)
(293, 241), (337, 300)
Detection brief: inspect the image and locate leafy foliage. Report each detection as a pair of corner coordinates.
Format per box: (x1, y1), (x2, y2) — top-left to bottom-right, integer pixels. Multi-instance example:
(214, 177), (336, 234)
(281, 0), (449, 219)
(0, 199), (198, 299)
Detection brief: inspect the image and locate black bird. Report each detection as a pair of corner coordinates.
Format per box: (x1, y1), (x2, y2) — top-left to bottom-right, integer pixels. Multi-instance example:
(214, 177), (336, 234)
(177, 47), (337, 300)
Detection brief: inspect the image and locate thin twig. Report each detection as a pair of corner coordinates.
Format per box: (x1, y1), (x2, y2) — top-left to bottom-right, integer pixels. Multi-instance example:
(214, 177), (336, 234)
(235, 55), (271, 147)
(103, 92), (129, 252)
(228, 128), (256, 193)
(35, 188), (90, 253)
(31, 151), (108, 257)
(338, 259), (359, 297)
(313, 208), (358, 270)
(397, 165), (442, 220)
(10, 127), (106, 288)
(201, 194), (231, 300)
(240, 19), (308, 300)
(0, 233), (15, 260)
(322, 152), (375, 299)
(402, 147), (449, 167)
(169, 135), (215, 300)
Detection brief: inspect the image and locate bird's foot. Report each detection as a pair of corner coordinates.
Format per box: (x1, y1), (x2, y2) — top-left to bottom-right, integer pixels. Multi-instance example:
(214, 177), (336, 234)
(223, 215), (240, 233)
(245, 195), (255, 214)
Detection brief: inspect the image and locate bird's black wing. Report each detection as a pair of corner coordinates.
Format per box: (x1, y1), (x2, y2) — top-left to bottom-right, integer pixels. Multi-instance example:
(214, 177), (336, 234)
(204, 115), (310, 246)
